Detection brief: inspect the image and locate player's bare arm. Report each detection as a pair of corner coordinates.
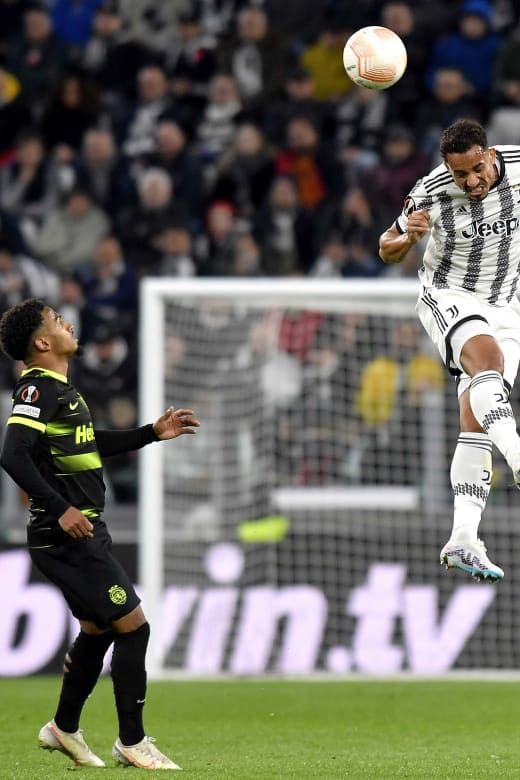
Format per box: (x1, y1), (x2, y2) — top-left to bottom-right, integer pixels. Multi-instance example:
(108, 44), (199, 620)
(152, 405), (201, 440)
(379, 209), (430, 263)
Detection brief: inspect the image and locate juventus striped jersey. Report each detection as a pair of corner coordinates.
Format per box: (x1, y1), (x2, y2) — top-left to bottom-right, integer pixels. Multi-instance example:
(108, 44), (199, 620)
(396, 147), (520, 305)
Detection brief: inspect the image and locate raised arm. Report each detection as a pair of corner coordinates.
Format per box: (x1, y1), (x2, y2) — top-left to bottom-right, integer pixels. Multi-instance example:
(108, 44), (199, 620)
(95, 406), (200, 458)
(379, 209), (431, 264)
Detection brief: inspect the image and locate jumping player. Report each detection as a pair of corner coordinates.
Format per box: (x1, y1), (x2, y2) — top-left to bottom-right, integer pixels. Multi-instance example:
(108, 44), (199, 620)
(379, 118), (520, 582)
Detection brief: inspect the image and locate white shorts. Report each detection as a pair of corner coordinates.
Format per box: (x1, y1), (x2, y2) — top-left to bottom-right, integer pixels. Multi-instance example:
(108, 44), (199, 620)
(416, 287), (520, 397)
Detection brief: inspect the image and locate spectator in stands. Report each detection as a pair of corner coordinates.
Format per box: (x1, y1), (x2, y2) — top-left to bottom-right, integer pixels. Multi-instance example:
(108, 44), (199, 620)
(116, 167), (188, 275)
(379, 1), (433, 127)
(75, 234), (138, 343)
(231, 232), (262, 276)
(210, 122), (275, 219)
(196, 73), (244, 167)
(0, 242), (60, 312)
(425, 0), (501, 115)
(195, 0), (243, 39)
(263, 64), (333, 148)
(276, 116), (344, 212)
(0, 68), (32, 164)
(0, 243), (31, 311)
(75, 128), (133, 218)
(0, 131), (61, 239)
(301, 17), (354, 102)
(51, 0), (103, 52)
(164, 7), (217, 131)
(362, 124), (429, 236)
(261, 0), (325, 50)
(72, 320), (139, 501)
(355, 318), (445, 485)
(82, 0), (154, 102)
(120, 65), (177, 158)
(295, 313), (366, 486)
(253, 175), (315, 275)
(415, 67), (483, 162)
(40, 72), (103, 153)
(486, 25), (520, 144)
(335, 85), (388, 178)
(318, 186), (379, 256)
(196, 199), (240, 276)
(30, 185), (110, 274)
(492, 23), (520, 109)
(58, 274), (85, 341)
(140, 119), (204, 229)
(300, 312), (368, 484)
(250, 305), (328, 480)
(75, 324), (137, 428)
(5, 4), (68, 118)
(153, 225), (197, 277)
(0, 207), (28, 255)
(0, 2), (25, 58)
(216, 6), (289, 108)
(117, 0), (185, 55)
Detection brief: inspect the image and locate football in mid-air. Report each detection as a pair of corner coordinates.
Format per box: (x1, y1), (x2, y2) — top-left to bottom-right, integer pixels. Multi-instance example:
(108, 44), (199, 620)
(343, 26), (407, 91)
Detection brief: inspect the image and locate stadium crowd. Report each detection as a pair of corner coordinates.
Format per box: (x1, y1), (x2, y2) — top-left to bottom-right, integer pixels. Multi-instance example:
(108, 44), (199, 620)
(0, 0), (518, 496)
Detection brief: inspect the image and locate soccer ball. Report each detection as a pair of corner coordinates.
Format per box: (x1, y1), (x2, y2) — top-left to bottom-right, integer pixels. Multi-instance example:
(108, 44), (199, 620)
(342, 26), (407, 91)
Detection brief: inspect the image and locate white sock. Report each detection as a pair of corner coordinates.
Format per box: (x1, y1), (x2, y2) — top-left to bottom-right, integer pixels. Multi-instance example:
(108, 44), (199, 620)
(449, 432), (492, 544)
(469, 370), (520, 470)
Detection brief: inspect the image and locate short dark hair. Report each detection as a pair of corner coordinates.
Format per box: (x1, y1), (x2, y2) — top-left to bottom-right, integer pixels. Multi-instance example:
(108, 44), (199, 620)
(439, 119), (488, 160)
(0, 299), (45, 361)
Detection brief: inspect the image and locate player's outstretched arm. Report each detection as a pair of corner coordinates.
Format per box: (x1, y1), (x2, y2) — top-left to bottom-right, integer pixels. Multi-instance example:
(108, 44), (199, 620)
(152, 406), (200, 440)
(379, 210), (430, 263)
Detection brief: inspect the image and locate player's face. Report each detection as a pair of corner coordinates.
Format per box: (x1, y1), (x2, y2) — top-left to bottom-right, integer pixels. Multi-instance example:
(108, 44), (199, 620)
(38, 306), (78, 356)
(444, 145), (498, 200)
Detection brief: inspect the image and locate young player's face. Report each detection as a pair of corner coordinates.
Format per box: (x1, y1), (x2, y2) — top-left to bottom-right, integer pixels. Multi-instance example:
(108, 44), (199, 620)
(38, 306), (78, 356)
(444, 145), (498, 200)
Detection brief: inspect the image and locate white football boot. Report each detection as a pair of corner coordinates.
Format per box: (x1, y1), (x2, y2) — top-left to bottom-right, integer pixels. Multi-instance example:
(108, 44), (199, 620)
(113, 736), (182, 770)
(38, 720), (105, 767)
(440, 538), (504, 581)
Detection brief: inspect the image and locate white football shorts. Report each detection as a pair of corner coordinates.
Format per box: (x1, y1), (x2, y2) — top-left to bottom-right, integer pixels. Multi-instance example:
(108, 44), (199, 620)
(416, 286), (520, 397)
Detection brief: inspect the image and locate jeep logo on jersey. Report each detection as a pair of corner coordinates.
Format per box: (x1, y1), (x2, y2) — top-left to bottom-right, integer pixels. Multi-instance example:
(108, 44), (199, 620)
(461, 217), (519, 239)
(20, 385), (40, 404)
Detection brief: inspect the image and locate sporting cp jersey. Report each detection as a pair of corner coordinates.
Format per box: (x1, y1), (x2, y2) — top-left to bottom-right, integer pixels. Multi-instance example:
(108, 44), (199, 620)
(396, 146), (520, 305)
(7, 366), (105, 523)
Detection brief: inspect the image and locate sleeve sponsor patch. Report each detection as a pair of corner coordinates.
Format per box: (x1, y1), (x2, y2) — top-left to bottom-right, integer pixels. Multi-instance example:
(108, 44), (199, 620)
(12, 404), (41, 418)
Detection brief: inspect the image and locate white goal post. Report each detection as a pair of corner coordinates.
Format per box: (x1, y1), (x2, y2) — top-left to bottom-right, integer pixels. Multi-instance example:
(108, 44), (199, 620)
(138, 278), (520, 679)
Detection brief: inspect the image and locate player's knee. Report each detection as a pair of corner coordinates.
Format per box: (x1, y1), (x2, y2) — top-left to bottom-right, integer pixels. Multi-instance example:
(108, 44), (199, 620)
(460, 335), (504, 376)
(111, 623), (150, 678)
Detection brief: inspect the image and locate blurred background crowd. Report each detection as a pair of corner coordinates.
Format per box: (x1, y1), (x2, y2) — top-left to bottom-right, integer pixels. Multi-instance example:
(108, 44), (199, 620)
(0, 0), (518, 498)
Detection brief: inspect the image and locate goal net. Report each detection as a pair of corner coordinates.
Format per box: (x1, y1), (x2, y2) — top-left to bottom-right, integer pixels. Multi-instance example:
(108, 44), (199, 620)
(139, 278), (520, 678)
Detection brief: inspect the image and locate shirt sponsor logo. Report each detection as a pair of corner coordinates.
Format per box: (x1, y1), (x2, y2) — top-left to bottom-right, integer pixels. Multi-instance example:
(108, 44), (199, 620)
(75, 423), (94, 444)
(461, 217), (519, 239)
(20, 385), (40, 404)
(12, 404), (41, 418)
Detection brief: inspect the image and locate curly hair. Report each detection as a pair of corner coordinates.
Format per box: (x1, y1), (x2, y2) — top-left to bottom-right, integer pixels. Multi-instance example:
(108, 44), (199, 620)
(0, 299), (45, 362)
(439, 119), (488, 161)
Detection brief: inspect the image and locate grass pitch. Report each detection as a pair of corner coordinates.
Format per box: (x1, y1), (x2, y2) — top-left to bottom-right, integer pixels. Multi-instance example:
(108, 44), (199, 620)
(1, 677), (520, 779)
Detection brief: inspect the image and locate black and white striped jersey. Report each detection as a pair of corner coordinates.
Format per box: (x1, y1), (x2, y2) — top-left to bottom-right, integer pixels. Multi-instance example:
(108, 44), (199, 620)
(396, 147), (520, 305)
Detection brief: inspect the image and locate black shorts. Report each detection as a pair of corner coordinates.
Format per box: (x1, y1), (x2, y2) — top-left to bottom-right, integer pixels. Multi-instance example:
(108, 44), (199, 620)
(29, 520), (140, 629)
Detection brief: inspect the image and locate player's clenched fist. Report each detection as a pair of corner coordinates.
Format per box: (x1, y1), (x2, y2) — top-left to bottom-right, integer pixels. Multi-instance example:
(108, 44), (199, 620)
(407, 209), (430, 244)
